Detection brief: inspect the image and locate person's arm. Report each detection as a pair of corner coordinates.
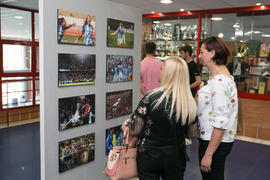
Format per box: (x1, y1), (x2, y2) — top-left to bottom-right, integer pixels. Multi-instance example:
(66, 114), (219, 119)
(66, 23), (76, 29)
(190, 62), (201, 89)
(75, 26), (85, 42)
(140, 82), (146, 96)
(123, 30), (126, 45)
(122, 94), (149, 137)
(111, 28), (118, 35)
(190, 75), (201, 89)
(201, 77), (232, 173)
(200, 127), (224, 173)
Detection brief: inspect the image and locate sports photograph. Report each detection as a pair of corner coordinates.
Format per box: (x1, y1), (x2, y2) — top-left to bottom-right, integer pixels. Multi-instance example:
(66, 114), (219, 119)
(106, 55), (133, 83)
(107, 18), (134, 48)
(57, 9), (96, 46)
(59, 94), (95, 131)
(58, 53), (96, 87)
(59, 133), (95, 173)
(106, 89), (132, 120)
(105, 125), (123, 156)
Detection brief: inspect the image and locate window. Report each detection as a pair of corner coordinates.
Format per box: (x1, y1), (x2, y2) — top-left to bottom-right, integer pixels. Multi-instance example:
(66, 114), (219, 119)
(2, 77), (33, 109)
(35, 13), (39, 41)
(0, 6), (39, 110)
(3, 44), (32, 72)
(1, 7), (32, 41)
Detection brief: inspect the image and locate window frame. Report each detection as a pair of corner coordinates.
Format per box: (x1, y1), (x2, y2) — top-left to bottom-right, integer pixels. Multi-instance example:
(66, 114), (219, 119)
(0, 4), (39, 111)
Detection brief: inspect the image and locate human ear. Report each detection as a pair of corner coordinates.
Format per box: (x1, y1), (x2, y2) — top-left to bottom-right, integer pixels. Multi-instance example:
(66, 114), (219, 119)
(210, 49), (215, 59)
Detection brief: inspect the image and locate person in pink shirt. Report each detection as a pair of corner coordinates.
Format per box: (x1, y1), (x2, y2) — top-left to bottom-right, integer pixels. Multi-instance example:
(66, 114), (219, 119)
(140, 42), (163, 98)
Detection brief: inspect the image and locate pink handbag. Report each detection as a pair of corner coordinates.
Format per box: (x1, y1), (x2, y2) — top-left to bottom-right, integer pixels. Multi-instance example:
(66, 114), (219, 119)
(103, 131), (138, 180)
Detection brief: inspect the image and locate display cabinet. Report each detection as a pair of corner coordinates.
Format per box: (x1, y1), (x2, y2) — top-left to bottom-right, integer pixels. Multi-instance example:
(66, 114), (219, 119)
(142, 5), (270, 140)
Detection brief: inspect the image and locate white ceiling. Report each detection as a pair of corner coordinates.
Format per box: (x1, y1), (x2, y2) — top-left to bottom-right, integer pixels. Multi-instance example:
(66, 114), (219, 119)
(110, 0), (270, 14)
(0, 0), (269, 12)
(0, 0), (38, 10)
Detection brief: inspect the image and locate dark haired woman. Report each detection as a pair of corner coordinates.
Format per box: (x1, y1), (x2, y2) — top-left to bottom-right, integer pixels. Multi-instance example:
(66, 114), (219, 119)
(57, 17), (75, 43)
(197, 36), (238, 180)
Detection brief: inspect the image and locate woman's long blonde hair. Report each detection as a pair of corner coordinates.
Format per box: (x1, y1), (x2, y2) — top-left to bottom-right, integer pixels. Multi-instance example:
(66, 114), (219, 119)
(150, 56), (196, 125)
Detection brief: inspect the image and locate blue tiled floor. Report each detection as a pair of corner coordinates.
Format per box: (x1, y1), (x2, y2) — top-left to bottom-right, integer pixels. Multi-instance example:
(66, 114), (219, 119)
(184, 139), (270, 180)
(0, 122), (270, 180)
(0, 122), (40, 180)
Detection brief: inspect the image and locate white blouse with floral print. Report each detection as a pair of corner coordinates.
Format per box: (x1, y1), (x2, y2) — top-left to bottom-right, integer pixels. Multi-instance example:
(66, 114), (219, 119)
(197, 74), (238, 143)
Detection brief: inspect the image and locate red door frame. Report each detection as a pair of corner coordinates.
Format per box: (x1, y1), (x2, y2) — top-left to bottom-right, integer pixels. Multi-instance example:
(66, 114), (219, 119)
(0, 4), (39, 122)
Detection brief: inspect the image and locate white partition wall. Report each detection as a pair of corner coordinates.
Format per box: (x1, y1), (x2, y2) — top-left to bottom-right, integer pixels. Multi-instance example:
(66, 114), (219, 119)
(39, 0), (142, 179)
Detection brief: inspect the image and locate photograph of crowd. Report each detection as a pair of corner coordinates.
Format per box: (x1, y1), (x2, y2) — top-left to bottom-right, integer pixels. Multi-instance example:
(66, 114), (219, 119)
(106, 55), (133, 83)
(107, 18), (134, 48)
(106, 89), (132, 120)
(59, 133), (95, 173)
(57, 9), (96, 46)
(105, 125), (123, 156)
(58, 53), (96, 87)
(59, 94), (95, 131)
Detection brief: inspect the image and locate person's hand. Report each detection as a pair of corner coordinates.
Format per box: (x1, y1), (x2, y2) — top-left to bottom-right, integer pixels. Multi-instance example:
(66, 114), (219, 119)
(122, 118), (131, 132)
(74, 37), (79, 43)
(201, 154), (212, 173)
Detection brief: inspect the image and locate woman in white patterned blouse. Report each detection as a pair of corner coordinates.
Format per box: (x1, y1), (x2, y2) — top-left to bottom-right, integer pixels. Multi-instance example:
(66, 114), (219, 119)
(197, 36), (238, 180)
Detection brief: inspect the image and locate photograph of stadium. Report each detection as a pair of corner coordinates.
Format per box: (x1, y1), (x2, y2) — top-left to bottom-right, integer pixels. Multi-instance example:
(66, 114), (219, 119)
(106, 55), (133, 83)
(106, 89), (132, 120)
(59, 133), (95, 173)
(59, 94), (95, 131)
(57, 9), (96, 46)
(105, 125), (123, 156)
(58, 53), (96, 87)
(107, 18), (134, 48)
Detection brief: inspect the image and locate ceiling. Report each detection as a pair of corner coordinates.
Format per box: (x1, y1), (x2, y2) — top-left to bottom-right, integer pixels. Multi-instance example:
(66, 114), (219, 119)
(109, 0), (270, 14)
(0, 0), (38, 10)
(0, 0), (269, 12)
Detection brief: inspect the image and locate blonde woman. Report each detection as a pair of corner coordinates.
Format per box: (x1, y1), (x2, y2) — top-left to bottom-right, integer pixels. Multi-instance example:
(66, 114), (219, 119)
(122, 56), (196, 180)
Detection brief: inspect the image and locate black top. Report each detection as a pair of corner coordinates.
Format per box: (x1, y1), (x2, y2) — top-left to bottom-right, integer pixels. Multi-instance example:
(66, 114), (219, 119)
(187, 61), (200, 97)
(129, 91), (187, 167)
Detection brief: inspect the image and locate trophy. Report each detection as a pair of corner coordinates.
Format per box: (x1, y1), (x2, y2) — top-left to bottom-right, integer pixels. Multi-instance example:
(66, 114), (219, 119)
(181, 25), (187, 40)
(193, 25), (198, 40)
(175, 24), (180, 41)
(152, 24), (159, 40)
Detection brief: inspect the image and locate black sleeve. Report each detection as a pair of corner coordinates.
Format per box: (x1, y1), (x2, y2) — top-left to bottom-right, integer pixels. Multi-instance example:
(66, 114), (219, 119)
(191, 61), (200, 77)
(128, 95), (150, 137)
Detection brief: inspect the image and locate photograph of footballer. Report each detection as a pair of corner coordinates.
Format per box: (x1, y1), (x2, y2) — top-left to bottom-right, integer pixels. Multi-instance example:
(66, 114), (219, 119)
(105, 125), (123, 156)
(59, 133), (95, 173)
(58, 53), (95, 87)
(106, 89), (132, 120)
(106, 55), (133, 83)
(59, 95), (95, 131)
(107, 18), (134, 48)
(57, 9), (96, 46)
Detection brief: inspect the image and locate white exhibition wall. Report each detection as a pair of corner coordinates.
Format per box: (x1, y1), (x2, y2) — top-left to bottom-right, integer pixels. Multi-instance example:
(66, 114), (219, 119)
(39, 0), (142, 179)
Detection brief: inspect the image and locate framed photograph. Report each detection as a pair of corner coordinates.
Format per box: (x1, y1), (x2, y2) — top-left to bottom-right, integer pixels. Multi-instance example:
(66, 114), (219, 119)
(106, 89), (132, 120)
(105, 125), (123, 155)
(106, 55), (133, 83)
(58, 53), (95, 87)
(107, 18), (134, 48)
(259, 42), (270, 57)
(59, 94), (95, 131)
(57, 9), (96, 46)
(59, 133), (95, 173)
